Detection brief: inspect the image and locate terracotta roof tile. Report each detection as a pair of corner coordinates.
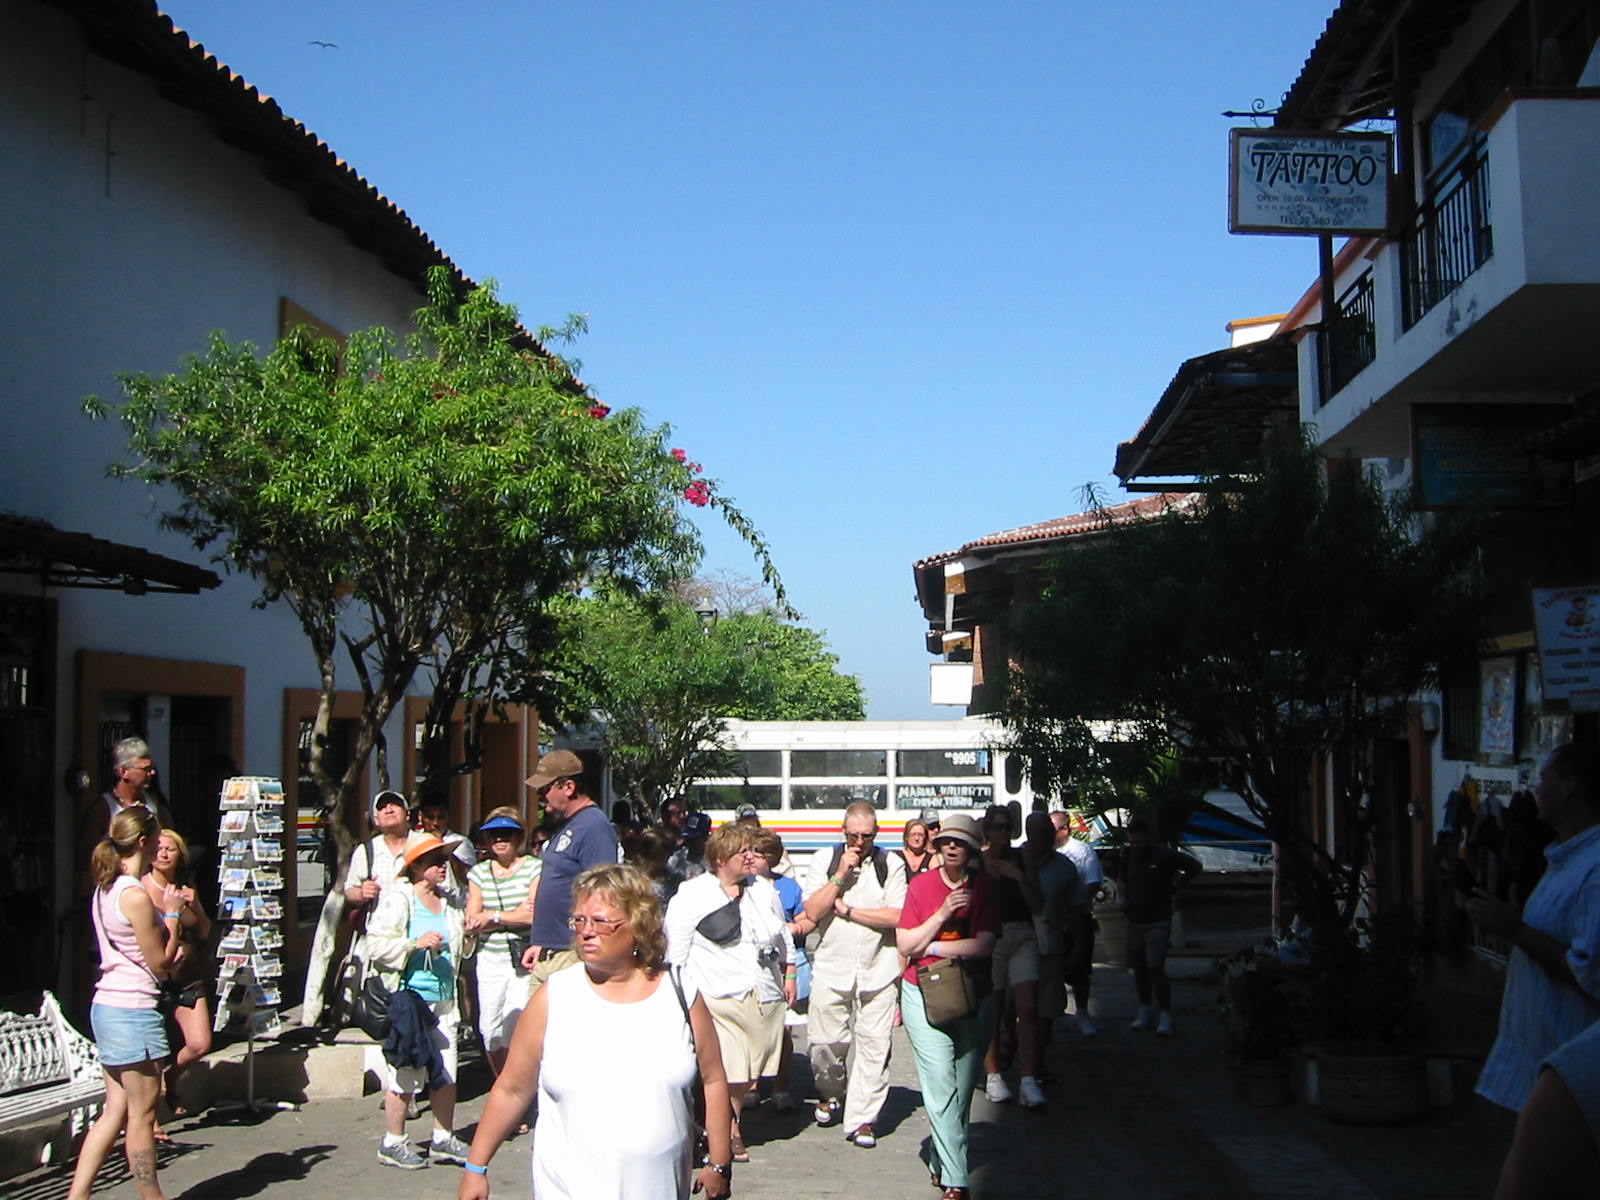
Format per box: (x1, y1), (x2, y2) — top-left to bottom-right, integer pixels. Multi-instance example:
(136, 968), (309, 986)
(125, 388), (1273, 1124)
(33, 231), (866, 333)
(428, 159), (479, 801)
(913, 493), (1194, 570)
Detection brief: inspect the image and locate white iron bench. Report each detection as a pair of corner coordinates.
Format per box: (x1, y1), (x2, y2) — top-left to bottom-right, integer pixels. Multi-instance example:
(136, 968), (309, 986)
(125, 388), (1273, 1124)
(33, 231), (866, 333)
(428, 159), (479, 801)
(0, 991), (102, 1135)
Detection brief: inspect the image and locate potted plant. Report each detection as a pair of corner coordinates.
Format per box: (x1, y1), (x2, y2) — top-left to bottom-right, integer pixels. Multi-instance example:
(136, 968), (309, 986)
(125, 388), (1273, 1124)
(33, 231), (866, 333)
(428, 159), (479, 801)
(1297, 908), (1429, 1125)
(1217, 948), (1298, 1106)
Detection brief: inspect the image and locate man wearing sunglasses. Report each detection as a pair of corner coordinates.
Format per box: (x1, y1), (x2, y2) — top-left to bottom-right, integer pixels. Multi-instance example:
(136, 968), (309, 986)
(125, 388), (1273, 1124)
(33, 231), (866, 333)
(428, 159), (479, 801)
(521, 750), (620, 993)
(801, 802), (908, 1148)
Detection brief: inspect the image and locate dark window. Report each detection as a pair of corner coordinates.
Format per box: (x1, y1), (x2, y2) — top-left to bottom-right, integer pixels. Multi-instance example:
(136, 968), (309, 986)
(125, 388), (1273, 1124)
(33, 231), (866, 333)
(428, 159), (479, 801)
(791, 750), (887, 778)
(688, 783), (782, 811)
(791, 784), (887, 810)
(898, 748), (990, 777)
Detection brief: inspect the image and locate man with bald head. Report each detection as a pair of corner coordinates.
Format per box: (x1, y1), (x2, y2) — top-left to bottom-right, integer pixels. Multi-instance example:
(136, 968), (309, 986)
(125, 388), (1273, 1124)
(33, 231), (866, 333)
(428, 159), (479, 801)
(802, 801), (908, 1148)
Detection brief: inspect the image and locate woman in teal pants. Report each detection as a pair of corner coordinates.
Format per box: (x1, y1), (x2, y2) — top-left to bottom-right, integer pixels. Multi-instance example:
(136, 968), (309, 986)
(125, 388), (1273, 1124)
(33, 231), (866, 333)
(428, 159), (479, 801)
(896, 813), (999, 1200)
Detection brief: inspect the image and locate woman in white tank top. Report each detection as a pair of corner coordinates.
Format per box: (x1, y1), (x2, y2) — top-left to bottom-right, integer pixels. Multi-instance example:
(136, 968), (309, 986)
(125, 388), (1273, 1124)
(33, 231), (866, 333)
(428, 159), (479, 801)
(456, 864), (735, 1200)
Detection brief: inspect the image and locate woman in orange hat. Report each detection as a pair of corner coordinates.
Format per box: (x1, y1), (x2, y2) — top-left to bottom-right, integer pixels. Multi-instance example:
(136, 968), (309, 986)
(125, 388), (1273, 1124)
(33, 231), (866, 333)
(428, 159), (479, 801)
(364, 833), (474, 1171)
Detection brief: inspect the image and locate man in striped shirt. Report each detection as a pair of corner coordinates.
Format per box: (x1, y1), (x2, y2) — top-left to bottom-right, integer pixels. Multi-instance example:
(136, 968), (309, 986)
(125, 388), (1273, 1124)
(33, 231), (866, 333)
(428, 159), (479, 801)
(1470, 743), (1600, 1110)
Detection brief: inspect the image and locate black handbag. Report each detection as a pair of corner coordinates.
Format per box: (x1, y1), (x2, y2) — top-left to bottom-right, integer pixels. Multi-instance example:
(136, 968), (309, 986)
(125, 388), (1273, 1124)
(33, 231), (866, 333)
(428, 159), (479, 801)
(353, 970), (394, 1041)
(157, 978), (202, 1018)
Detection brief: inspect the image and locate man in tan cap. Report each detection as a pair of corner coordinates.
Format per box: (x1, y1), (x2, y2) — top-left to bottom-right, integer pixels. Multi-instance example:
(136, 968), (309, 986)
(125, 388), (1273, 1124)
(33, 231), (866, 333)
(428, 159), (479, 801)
(520, 749), (619, 991)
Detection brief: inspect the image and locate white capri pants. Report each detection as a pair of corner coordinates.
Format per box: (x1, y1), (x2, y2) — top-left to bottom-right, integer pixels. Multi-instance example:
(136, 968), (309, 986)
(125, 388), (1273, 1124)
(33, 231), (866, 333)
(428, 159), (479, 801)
(475, 944), (531, 1052)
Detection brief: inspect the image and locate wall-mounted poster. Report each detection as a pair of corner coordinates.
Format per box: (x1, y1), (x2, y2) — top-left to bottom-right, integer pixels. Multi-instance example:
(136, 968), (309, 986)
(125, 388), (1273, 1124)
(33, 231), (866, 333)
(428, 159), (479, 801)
(1480, 657), (1518, 763)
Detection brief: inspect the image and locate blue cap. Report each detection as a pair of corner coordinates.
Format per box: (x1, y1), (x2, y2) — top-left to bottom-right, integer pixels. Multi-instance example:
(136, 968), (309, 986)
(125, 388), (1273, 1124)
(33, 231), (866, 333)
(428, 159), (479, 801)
(479, 815), (524, 832)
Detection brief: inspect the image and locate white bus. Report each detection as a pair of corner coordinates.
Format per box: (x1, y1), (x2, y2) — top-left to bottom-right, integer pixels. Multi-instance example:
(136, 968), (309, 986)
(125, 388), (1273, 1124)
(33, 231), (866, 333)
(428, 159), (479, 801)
(683, 719), (1034, 864)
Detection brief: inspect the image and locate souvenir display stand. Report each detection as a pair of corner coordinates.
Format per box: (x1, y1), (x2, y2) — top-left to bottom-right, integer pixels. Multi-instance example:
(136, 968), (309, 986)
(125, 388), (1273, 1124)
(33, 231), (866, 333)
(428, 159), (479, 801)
(211, 776), (297, 1114)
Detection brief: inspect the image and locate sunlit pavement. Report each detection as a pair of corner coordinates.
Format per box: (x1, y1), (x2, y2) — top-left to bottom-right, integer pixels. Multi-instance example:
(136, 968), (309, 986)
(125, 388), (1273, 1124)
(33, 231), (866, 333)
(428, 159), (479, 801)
(11, 958), (1512, 1200)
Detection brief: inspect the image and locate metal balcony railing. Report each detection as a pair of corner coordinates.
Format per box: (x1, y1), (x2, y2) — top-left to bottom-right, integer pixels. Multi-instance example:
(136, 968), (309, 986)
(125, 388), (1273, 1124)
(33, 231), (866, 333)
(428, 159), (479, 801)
(1321, 270), (1376, 402)
(1402, 142), (1493, 329)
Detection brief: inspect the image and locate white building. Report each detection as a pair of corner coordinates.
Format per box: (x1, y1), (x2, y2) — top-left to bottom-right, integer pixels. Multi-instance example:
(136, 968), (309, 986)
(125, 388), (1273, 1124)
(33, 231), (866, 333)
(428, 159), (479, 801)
(2, 0), (538, 1003)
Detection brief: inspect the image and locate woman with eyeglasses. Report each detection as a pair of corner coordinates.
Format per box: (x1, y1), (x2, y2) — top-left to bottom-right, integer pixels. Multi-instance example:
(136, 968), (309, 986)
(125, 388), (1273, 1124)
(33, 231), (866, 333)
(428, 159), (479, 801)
(899, 818), (936, 876)
(466, 806), (540, 1077)
(664, 822), (796, 1162)
(896, 812), (999, 1200)
(69, 808), (184, 1200)
(364, 834), (475, 1171)
(459, 864), (733, 1200)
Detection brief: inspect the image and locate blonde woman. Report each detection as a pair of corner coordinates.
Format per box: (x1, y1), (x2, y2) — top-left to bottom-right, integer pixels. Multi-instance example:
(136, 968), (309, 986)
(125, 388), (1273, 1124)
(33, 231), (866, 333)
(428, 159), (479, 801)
(665, 822), (795, 1162)
(69, 808), (184, 1200)
(459, 864), (732, 1200)
(466, 806), (540, 1075)
(142, 828), (213, 1117)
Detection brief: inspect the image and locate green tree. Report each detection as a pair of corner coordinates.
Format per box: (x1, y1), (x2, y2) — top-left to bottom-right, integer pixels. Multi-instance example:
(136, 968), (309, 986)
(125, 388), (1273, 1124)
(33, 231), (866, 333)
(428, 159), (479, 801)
(1000, 433), (1483, 937)
(551, 587), (865, 813)
(90, 268), (773, 870)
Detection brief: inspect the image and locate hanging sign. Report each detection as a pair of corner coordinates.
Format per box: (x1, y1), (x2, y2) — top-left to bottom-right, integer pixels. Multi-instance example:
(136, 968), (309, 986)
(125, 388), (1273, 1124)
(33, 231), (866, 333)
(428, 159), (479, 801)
(1533, 584), (1600, 710)
(1229, 129), (1391, 235)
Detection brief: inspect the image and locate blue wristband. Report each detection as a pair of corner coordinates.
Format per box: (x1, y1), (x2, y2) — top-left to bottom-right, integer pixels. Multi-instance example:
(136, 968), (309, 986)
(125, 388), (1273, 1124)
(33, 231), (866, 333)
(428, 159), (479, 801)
(463, 1162), (488, 1176)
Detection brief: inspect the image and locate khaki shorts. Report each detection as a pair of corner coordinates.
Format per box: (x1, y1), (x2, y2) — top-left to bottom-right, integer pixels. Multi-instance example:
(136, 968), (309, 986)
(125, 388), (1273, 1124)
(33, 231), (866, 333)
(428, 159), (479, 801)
(704, 990), (786, 1084)
(527, 948), (581, 994)
(991, 920), (1041, 991)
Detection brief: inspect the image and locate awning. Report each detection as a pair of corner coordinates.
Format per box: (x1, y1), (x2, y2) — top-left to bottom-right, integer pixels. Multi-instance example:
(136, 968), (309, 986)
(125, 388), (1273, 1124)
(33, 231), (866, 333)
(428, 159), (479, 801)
(1114, 335), (1299, 486)
(0, 514), (222, 595)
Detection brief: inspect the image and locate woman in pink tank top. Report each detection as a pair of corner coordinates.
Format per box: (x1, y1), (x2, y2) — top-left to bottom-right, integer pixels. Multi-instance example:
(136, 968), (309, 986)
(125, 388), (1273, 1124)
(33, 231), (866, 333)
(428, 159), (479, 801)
(68, 807), (183, 1200)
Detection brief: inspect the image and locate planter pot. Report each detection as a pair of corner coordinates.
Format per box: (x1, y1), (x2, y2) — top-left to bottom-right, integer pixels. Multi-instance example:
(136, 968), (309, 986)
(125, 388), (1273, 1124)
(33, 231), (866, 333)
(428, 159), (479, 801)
(1316, 1050), (1427, 1125)
(1231, 1056), (1294, 1107)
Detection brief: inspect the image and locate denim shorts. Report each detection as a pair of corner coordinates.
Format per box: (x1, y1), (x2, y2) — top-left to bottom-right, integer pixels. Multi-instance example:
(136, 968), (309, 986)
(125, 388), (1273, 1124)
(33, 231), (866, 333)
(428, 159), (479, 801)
(91, 1003), (170, 1067)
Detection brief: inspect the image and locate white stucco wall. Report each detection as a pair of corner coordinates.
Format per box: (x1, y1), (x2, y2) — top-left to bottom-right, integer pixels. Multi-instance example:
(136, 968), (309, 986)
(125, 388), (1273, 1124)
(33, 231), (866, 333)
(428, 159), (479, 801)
(1, 7), (449, 918)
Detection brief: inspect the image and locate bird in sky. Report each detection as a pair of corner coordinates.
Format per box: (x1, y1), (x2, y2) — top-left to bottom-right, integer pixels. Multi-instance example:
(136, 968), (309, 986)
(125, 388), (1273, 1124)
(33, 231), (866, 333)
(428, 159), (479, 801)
(308, 40), (338, 49)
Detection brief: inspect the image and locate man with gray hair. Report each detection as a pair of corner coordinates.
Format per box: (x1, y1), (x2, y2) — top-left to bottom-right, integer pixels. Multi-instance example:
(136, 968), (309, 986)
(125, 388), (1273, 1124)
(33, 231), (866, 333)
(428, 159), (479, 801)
(801, 801), (908, 1148)
(77, 736), (174, 868)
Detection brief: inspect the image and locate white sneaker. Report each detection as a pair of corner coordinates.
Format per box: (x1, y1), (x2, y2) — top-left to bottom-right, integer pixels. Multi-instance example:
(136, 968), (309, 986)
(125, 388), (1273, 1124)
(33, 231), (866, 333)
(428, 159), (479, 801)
(1078, 1015), (1098, 1037)
(1131, 1007), (1152, 1031)
(1156, 1011), (1174, 1037)
(814, 1097), (841, 1126)
(1018, 1076), (1046, 1109)
(984, 1073), (1013, 1103)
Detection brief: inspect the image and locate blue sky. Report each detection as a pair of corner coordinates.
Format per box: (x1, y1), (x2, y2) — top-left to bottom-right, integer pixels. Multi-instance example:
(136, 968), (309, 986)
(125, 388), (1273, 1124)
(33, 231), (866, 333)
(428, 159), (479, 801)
(159, 1), (1337, 718)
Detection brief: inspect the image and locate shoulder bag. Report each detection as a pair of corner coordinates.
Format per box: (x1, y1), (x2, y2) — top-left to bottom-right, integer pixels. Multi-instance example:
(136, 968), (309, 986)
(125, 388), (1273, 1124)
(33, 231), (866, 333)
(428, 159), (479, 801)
(916, 958), (977, 1026)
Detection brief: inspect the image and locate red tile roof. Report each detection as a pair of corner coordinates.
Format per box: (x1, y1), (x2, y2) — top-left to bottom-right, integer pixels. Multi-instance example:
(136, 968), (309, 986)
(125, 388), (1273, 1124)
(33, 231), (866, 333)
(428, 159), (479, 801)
(914, 493), (1194, 570)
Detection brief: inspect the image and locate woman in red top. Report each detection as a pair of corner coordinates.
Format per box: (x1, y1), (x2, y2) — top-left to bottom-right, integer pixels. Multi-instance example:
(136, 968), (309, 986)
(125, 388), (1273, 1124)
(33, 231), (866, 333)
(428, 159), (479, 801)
(895, 813), (999, 1200)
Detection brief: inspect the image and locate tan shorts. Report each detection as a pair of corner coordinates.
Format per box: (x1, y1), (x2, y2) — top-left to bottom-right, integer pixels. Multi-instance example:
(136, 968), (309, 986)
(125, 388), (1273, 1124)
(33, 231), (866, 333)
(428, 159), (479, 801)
(1125, 920), (1172, 970)
(704, 990), (786, 1084)
(527, 948), (581, 995)
(991, 920), (1041, 991)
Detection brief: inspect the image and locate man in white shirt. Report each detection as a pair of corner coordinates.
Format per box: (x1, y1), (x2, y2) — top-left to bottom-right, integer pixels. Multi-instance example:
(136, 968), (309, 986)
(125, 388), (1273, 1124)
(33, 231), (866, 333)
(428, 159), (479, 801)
(1052, 810), (1105, 1036)
(801, 803), (908, 1149)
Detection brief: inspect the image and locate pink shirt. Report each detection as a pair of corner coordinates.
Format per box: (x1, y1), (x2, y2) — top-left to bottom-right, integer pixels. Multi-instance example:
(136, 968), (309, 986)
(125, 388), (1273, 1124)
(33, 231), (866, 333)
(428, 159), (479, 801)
(92, 875), (159, 1009)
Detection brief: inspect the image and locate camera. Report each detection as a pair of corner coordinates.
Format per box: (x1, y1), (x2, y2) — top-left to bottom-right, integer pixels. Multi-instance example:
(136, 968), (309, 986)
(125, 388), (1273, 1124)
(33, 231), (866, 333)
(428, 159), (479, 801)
(757, 945), (781, 968)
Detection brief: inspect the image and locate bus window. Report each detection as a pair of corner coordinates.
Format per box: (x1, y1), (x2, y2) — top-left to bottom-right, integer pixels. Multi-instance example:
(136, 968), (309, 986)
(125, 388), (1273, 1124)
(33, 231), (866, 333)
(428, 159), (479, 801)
(791, 749), (886, 778)
(689, 783), (782, 811)
(1004, 754), (1024, 796)
(733, 750), (782, 776)
(792, 784), (887, 810)
(898, 748), (990, 777)
(894, 783), (995, 811)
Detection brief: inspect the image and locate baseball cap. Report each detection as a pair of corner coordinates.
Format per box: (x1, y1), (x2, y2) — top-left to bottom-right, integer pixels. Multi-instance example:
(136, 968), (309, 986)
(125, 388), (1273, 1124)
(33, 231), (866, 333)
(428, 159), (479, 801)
(683, 811), (712, 839)
(525, 749), (584, 791)
(371, 789), (409, 819)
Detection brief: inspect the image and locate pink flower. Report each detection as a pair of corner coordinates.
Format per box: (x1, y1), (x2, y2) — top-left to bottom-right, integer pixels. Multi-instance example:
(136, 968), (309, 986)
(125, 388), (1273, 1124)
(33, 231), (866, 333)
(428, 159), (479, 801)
(691, 462), (704, 474)
(671, 448), (688, 464)
(588, 403), (611, 419)
(684, 481), (711, 507)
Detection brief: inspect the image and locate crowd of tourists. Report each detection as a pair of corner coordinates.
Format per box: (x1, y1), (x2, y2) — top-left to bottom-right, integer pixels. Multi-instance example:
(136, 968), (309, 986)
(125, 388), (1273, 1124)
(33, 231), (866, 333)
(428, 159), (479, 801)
(71, 741), (1211, 1200)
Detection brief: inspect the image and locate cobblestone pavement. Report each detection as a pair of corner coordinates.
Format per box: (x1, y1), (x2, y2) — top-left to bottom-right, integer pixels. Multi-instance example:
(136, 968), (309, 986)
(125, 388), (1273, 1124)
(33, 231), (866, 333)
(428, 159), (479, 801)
(9, 966), (1513, 1200)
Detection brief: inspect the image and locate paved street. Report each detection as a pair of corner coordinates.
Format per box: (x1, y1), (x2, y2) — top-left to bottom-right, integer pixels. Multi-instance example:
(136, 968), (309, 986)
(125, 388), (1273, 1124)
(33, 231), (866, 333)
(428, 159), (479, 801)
(11, 962), (1513, 1200)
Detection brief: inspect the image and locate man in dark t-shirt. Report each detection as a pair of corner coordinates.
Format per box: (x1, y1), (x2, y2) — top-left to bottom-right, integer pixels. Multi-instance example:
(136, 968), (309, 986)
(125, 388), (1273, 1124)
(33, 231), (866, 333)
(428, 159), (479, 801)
(1120, 817), (1201, 1037)
(522, 749), (620, 993)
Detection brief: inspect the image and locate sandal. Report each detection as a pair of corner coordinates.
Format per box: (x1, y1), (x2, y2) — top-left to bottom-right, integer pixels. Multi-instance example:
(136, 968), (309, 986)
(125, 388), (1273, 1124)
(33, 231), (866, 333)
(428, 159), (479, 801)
(940, 1189), (970, 1200)
(729, 1132), (750, 1163)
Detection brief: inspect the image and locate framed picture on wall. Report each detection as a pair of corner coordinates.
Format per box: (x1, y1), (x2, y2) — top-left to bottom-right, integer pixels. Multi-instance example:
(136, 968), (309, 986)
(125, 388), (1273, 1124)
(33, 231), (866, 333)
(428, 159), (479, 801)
(1480, 656), (1519, 765)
